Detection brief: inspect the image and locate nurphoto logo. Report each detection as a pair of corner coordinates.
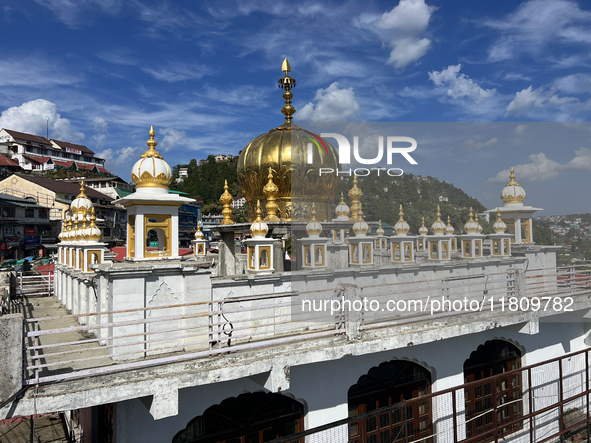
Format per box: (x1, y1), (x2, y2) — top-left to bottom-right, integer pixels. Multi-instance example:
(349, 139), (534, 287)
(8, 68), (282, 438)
(306, 133), (418, 177)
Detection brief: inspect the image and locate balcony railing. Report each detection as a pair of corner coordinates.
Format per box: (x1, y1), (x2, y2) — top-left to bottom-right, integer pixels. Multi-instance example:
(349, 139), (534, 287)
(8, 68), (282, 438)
(22, 265), (591, 387)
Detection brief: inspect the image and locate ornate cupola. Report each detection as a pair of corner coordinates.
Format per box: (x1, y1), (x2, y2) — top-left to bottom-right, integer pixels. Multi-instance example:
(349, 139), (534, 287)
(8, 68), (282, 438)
(348, 176), (363, 222)
(501, 167), (526, 206)
(349, 204), (373, 267)
(114, 126), (196, 260)
(245, 201), (275, 274)
(461, 208), (485, 259)
(193, 222), (208, 256)
(427, 206), (451, 261)
(417, 216), (428, 252)
(131, 126), (173, 191)
(375, 220), (388, 251)
(489, 208), (512, 257)
(390, 205), (415, 264)
(237, 59), (338, 221)
(57, 182), (106, 273)
(334, 193), (350, 221)
(332, 192), (351, 244)
(301, 204), (328, 269)
(430, 205), (447, 235)
(486, 166), (542, 244)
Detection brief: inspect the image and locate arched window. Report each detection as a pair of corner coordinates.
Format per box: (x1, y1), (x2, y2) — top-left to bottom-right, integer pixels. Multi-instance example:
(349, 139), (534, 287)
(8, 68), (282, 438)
(348, 360), (433, 443)
(172, 392), (304, 443)
(463, 340), (523, 441)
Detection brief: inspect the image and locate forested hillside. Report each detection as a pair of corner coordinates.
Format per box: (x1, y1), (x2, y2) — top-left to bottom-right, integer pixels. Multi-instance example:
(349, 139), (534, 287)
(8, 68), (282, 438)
(171, 156), (552, 240)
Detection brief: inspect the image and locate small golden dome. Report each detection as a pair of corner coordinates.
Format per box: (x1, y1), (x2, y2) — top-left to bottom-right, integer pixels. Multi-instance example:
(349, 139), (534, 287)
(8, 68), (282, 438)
(464, 208), (480, 234)
(418, 217), (428, 235)
(352, 204), (369, 236)
(501, 167), (526, 205)
(58, 215), (69, 241)
(445, 216), (455, 235)
(194, 221), (205, 240)
(348, 176), (363, 222)
(476, 214), (483, 233)
(250, 200), (269, 238)
(131, 126), (173, 190)
(493, 208), (507, 233)
(335, 193), (350, 220)
(431, 205), (447, 234)
(237, 60), (338, 221)
(394, 205), (410, 235)
(376, 220), (385, 236)
(87, 207), (102, 242)
(219, 180), (234, 225)
(306, 203), (323, 237)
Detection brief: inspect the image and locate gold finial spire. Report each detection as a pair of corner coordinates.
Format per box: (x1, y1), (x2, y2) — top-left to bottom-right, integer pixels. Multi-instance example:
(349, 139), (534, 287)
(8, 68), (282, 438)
(306, 202), (323, 236)
(282, 58), (291, 72)
(436, 205), (442, 221)
(194, 221), (204, 239)
(446, 216), (455, 235)
(219, 179), (234, 225)
(431, 205), (447, 234)
(376, 219), (385, 236)
(87, 207), (102, 241)
(419, 216), (428, 235)
(250, 200), (269, 237)
(507, 166), (518, 185)
(394, 204), (410, 235)
(141, 125), (164, 159)
(278, 58), (296, 122)
(79, 180), (86, 196)
(263, 167), (280, 221)
(348, 175), (363, 221)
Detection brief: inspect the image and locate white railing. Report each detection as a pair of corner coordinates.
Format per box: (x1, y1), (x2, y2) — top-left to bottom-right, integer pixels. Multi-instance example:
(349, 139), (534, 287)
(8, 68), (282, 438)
(22, 265), (591, 385)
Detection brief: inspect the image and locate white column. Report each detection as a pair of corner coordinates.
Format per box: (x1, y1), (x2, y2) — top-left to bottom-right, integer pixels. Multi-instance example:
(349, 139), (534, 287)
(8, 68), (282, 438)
(514, 218), (522, 243)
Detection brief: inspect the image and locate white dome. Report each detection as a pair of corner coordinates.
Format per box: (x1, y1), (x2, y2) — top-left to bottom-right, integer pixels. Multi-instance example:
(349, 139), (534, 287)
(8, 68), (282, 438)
(445, 217), (454, 235)
(131, 126), (173, 190)
(418, 217), (428, 235)
(431, 206), (446, 235)
(334, 193), (350, 220)
(492, 208), (507, 233)
(501, 167), (526, 206)
(464, 208), (480, 234)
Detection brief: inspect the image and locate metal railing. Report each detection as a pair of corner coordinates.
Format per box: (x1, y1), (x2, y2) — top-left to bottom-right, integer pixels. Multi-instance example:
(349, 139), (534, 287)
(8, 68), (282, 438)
(268, 347), (591, 443)
(21, 265), (591, 386)
(17, 272), (53, 298)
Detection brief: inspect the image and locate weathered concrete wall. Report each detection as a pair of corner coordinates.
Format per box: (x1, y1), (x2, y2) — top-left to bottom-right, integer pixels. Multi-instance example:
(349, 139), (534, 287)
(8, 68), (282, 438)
(0, 313), (23, 403)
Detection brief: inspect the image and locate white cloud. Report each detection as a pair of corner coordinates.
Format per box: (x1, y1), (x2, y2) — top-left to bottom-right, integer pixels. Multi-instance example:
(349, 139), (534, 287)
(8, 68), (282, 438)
(296, 82), (360, 122)
(34, 0), (122, 27)
(514, 124), (527, 135)
(0, 57), (79, 88)
(92, 117), (108, 148)
(141, 62), (215, 83)
(483, 0), (591, 62)
(553, 73), (591, 95)
(361, 0), (437, 69)
(488, 148), (591, 183)
(429, 64), (497, 102)
(0, 99), (84, 142)
(505, 85), (578, 116)
(159, 128), (187, 151)
(97, 146), (137, 174)
(462, 137), (498, 152)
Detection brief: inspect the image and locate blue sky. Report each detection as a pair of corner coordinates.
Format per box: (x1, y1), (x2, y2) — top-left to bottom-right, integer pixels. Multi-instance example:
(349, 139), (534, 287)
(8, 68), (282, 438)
(0, 0), (590, 214)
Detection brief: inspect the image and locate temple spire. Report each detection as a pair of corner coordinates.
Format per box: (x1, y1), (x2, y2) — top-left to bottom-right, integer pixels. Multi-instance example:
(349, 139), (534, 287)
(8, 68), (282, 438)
(278, 58), (296, 122)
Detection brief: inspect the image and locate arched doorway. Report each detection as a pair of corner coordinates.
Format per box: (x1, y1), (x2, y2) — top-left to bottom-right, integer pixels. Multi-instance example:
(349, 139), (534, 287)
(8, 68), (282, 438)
(463, 340), (523, 441)
(172, 392), (304, 443)
(348, 360), (433, 443)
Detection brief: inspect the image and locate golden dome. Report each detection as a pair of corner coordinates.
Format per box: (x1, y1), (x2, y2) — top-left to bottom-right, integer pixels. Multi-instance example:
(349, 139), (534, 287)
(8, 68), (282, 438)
(418, 217), (428, 236)
(84, 207), (102, 242)
(58, 214), (69, 242)
(376, 220), (385, 236)
(394, 205), (410, 235)
(431, 205), (447, 235)
(501, 167), (526, 205)
(464, 208), (480, 234)
(194, 221), (205, 240)
(475, 214), (483, 233)
(250, 200), (269, 238)
(237, 59), (338, 221)
(352, 204), (369, 236)
(131, 126), (173, 190)
(306, 203), (323, 237)
(335, 192), (350, 220)
(445, 216), (455, 235)
(492, 208), (507, 233)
